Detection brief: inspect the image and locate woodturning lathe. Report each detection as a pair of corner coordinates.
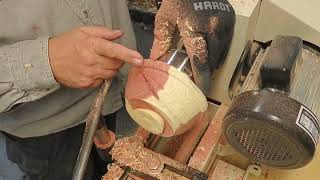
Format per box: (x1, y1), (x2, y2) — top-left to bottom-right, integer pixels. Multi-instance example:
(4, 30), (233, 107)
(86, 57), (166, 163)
(103, 0), (320, 179)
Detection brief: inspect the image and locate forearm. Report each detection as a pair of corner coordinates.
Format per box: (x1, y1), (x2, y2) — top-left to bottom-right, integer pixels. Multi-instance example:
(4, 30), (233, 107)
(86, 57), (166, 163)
(0, 37), (60, 112)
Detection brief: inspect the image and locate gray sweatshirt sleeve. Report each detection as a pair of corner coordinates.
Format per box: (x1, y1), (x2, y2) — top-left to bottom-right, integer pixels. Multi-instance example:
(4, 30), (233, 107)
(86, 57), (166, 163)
(0, 37), (60, 112)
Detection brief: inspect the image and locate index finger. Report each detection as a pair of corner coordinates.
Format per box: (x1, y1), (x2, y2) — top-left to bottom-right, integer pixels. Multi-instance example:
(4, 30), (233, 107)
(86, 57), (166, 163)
(94, 38), (144, 66)
(80, 26), (123, 41)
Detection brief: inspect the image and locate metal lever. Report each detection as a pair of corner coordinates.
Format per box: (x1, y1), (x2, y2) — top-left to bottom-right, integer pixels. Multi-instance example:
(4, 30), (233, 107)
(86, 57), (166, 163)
(72, 80), (112, 180)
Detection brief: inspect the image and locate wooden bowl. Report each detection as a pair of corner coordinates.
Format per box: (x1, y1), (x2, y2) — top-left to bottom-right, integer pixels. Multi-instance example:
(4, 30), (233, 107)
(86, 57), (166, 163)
(125, 60), (208, 137)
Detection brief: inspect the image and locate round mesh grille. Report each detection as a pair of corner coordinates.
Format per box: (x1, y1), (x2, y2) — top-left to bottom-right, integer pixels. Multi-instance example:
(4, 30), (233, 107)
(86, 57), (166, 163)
(226, 122), (300, 167)
(223, 90), (316, 169)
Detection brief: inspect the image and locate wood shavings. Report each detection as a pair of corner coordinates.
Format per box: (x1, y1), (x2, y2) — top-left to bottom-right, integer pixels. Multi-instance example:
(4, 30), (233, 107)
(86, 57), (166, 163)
(127, 0), (158, 13)
(102, 164), (124, 180)
(181, 33), (207, 62)
(111, 136), (164, 179)
(208, 17), (219, 34)
(192, 36), (208, 62)
(157, 21), (173, 50)
(110, 136), (208, 179)
(186, 21), (194, 32)
(111, 136), (160, 169)
(161, 169), (189, 180)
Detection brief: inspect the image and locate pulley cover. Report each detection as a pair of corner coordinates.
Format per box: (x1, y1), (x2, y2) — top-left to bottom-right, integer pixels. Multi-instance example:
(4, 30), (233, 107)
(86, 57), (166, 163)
(223, 90), (320, 169)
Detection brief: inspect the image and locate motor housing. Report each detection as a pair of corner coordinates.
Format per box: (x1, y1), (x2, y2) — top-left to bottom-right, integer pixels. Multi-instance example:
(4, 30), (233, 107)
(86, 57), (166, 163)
(224, 90), (319, 168)
(223, 35), (320, 169)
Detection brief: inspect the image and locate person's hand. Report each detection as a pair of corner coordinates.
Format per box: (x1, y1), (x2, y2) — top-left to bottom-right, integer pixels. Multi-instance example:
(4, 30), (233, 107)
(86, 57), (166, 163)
(49, 26), (143, 88)
(151, 0), (235, 94)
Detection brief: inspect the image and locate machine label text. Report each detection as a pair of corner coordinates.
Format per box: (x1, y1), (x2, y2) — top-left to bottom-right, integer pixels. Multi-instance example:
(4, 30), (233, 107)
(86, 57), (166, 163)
(193, 1), (231, 12)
